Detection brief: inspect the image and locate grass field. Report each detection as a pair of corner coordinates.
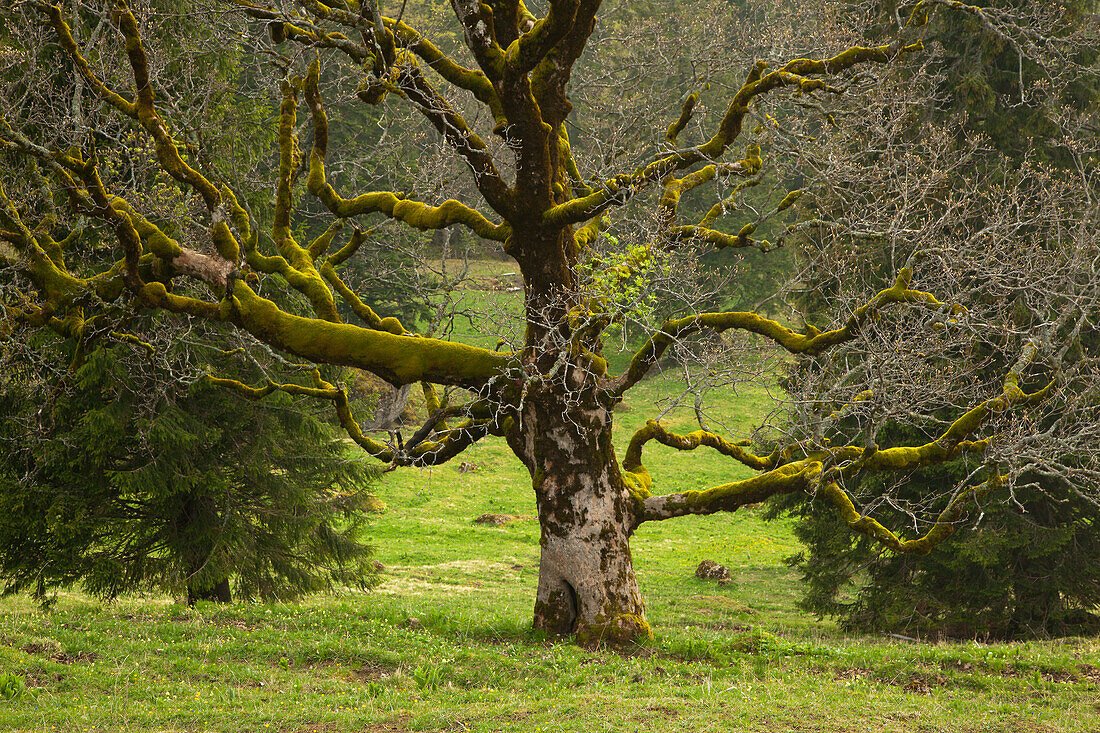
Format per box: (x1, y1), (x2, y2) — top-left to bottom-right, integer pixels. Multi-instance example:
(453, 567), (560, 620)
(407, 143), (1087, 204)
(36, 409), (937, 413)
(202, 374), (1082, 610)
(1, 262), (1097, 732)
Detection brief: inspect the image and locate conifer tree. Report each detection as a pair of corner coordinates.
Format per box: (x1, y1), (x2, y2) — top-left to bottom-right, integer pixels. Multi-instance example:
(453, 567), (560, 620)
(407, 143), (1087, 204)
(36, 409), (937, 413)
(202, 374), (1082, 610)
(0, 319), (380, 604)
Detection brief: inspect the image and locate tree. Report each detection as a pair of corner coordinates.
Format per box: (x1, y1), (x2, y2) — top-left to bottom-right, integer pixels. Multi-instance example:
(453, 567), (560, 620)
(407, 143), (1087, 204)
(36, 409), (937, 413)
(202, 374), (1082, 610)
(0, 315), (381, 605)
(0, 0), (1097, 645)
(767, 0), (1100, 639)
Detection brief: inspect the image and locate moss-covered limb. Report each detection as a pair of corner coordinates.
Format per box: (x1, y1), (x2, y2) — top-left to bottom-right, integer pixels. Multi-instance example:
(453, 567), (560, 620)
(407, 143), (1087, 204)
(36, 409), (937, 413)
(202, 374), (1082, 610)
(450, 0), (506, 79)
(397, 416), (502, 466)
(317, 261), (407, 334)
(0, 187), (88, 303)
(307, 220), (343, 261)
(262, 76), (341, 322)
(108, 198), (182, 262)
(45, 1), (241, 262)
(0, 120), (96, 216)
(624, 418), (781, 477)
(664, 224), (773, 251)
(303, 59), (512, 234)
(915, 339), (1054, 454)
(325, 226), (364, 267)
(558, 125), (592, 197)
(611, 268), (943, 397)
(527, 0), (600, 115)
(658, 149), (764, 226)
(38, 2), (137, 117)
(317, 225), (413, 335)
(64, 159), (148, 290)
(697, 41), (924, 161)
(148, 278), (512, 390)
(106, 197), (237, 289)
(111, 2), (228, 222)
(109, 330), (156, 357)
(234, 2), (369, 62)
(222, 186), (257, 256)
(820, 474), (1004, 555)
(207, 368), (494, 467)
(545, 42), (921, 228)
(639, 459), (824, 524)
(503, 0), (580, 77)
(666, 92), (699, 145)
(703, 183), (797, 230)
(386, 17), (505, 123)
(572, 215), (605, 251)
(666, 184), (798, 252)
(206, 369), (396, 461)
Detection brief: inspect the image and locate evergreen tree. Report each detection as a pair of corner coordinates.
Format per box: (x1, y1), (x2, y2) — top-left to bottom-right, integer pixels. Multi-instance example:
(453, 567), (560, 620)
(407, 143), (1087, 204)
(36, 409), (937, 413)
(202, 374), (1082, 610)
(0, 321), (380, 605)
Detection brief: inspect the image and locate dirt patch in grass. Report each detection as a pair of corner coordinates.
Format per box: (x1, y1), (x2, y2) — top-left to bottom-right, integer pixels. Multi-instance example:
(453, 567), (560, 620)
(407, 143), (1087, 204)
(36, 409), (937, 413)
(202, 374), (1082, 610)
(285, 724), (340, 733)
(689, 594), (757, 614)
(834, 666), (948, 693)
(50, 650), (99, 664)
(354, 661), (395, 683)
(473, 513), (533, 526)
(638, 704), (680, 720)
(357, 715), (409, 732)
(20, 670), (66, 688)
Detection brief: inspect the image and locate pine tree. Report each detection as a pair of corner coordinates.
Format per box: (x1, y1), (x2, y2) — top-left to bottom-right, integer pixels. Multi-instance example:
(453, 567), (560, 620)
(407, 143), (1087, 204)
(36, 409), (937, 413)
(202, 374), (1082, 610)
(0, 320), (380, 605)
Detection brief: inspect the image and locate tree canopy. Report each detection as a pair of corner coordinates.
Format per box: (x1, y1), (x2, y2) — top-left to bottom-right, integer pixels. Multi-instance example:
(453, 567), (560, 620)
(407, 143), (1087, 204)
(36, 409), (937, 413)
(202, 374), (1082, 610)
(0, 0), (1097, 644)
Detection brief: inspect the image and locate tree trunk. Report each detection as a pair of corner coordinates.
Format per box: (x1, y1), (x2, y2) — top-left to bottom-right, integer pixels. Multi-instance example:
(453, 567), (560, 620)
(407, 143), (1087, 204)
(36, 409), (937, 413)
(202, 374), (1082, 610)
(511, 385), (651, 646)
(187, 577), (232, 606)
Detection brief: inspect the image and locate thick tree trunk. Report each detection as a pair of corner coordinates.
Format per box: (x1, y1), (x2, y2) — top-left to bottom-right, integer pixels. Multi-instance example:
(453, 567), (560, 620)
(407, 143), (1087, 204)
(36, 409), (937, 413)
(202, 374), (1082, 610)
(187, 577), (231, 606)
(511, 386), (651, 646)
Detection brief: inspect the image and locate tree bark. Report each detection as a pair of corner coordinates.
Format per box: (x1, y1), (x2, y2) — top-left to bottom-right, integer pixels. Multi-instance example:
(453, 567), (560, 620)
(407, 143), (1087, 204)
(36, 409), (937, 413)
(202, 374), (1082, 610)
(510, 384), (651, 646)
(187, 577), (231, 606)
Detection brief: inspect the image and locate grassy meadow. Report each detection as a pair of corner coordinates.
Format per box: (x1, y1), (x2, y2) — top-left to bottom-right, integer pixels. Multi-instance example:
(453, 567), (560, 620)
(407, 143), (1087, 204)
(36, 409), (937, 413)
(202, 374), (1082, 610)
(1, 260), (1097, 732)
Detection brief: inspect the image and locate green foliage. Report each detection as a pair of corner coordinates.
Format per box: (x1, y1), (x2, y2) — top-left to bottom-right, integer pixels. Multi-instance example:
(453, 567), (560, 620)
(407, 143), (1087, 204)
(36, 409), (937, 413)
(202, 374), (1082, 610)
(580, 234), (664, 327)
(0, 323), (380, 604)
(0, 673), (24, 700)
(768, 452), (1100, 638)
(413, 663), (448, 692)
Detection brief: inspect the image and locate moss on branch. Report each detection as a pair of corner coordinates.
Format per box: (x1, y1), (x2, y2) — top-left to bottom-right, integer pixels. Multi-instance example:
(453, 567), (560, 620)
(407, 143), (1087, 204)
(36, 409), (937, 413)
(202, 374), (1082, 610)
(820, 474), (1004, 555)
(544, 42), (921, 228)
(640, 460), (824, 523)
(303, 60), (510, 239)
(614, 268), (942, 397)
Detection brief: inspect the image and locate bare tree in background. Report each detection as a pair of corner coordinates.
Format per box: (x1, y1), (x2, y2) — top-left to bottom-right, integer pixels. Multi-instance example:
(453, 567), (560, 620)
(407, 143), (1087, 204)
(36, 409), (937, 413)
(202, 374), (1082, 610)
(1, 0), (1097, 645)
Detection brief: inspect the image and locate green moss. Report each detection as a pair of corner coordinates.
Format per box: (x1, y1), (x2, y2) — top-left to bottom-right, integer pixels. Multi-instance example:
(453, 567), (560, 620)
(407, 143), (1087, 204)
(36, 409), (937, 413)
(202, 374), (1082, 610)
(574, 613), (652, 648)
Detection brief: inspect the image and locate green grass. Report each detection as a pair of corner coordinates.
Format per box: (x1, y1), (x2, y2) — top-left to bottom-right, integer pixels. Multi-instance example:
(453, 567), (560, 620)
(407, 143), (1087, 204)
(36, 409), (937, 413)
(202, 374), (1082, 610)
(1, 266), (1097, 732)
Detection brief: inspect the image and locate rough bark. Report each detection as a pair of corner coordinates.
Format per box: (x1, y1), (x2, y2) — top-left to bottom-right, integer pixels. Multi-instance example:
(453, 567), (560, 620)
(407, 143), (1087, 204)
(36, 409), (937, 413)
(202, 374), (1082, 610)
(509, 384), (651, 645)
(187, 577), (232, 606)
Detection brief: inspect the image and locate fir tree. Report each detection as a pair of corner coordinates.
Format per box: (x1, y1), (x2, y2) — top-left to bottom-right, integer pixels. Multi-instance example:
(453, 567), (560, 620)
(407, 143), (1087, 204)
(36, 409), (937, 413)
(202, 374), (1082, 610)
(0, 320), (380, 605)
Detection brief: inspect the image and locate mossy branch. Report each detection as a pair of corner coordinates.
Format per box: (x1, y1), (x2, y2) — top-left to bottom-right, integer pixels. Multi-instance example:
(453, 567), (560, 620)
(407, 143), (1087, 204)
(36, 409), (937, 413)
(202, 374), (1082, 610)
(544, 42), (922, 227)
(639, 459), (824, 524)
(387, 17), (505, 123)
(504, 0), (580, 77)
(303, 59), (512, 235)
(819, 474), (1005, 555)
(44, 0), (240, 262)
(206, 369), (495, 466)
(612, 268), (943, 397)
(624, 419), (781, 480)
(666, 92), (699, 145)
(139, 279), (512, 390)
